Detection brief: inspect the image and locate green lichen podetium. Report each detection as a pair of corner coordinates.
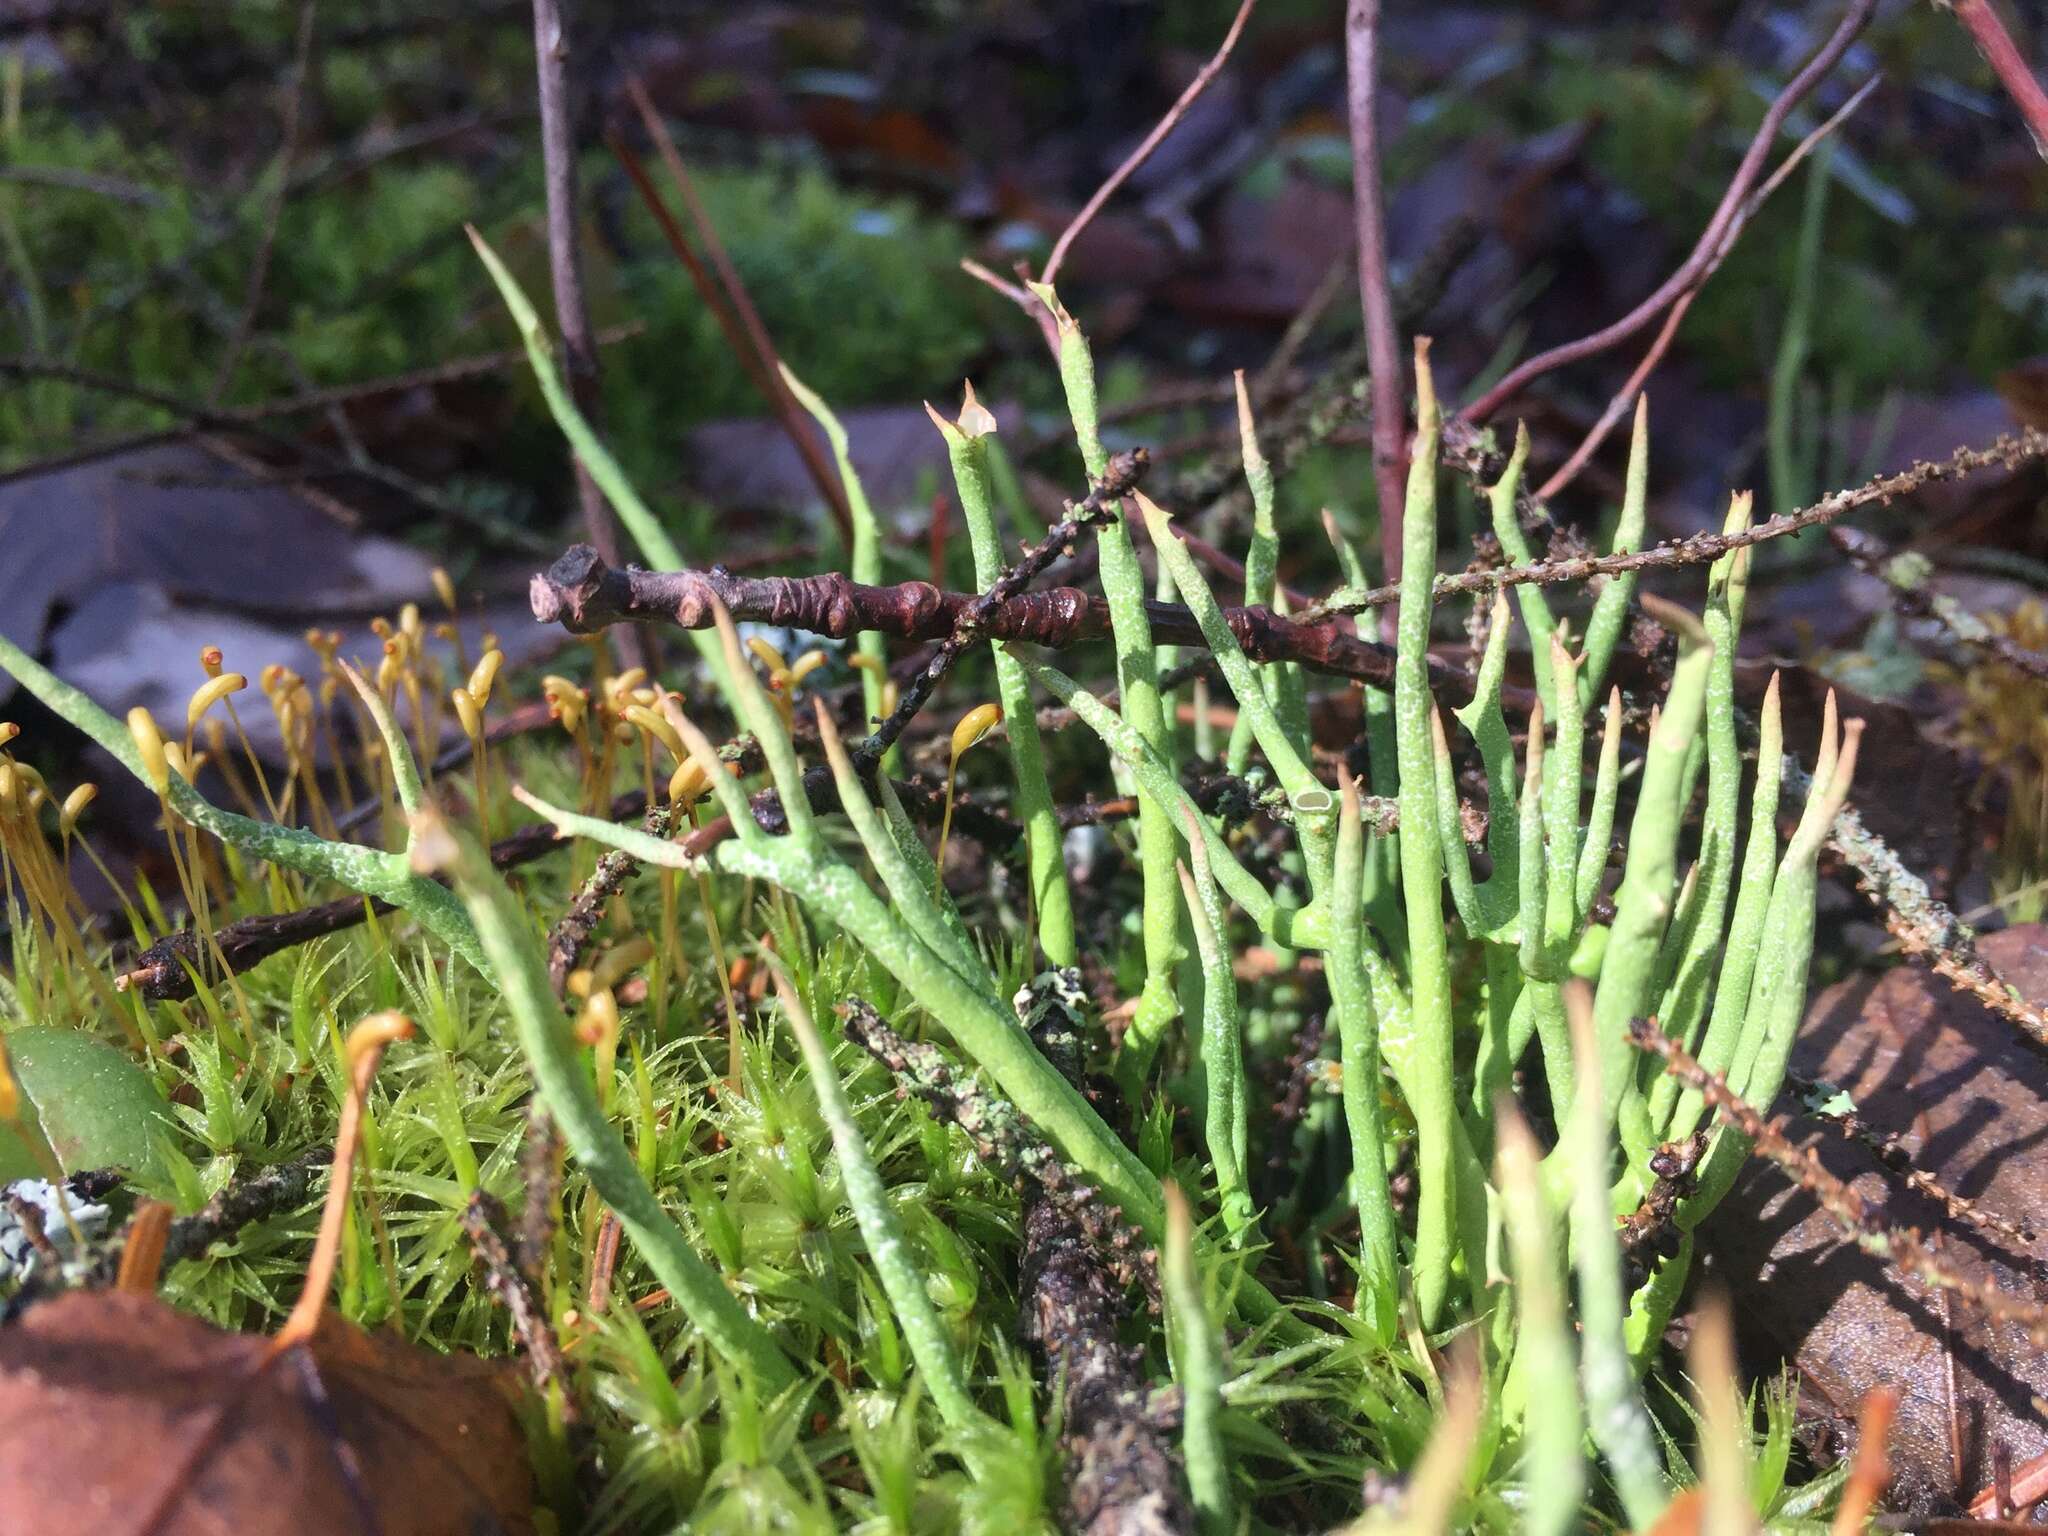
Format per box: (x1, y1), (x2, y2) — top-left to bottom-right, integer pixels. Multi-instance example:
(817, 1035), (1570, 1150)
(1029, 282), (1183, 1076)
(926, 391), (1076, 969)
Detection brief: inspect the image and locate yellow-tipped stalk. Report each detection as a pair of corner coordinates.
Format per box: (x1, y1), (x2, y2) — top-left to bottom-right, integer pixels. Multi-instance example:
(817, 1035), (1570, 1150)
(934, 702), (1002, 895)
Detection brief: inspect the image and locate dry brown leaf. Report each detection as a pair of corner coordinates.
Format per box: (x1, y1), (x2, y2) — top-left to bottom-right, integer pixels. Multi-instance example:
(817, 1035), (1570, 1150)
(1703, 926), (2048, 1518)
(0, 1288), (534, 1536)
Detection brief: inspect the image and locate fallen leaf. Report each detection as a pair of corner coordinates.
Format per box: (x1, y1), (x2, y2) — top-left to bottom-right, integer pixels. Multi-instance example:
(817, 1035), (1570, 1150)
(0, 1289), (534, 1536)
(1702, 926), (2048, 1517)
(2, 1027), (174, 1182)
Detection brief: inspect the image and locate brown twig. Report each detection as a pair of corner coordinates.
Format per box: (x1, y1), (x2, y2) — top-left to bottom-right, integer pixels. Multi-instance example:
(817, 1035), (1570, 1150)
(616, 78), (854, 549)
(207, 0), (317, 407)
(1947, 0), (2048, 162)
(1789, 1071), (2038, 1247)
(1303, 429), (2048, 619)
(462, 1190), (571, 1406)
(1631, 1017), (2048, 1347)
(1344, 0), (1408, 622)
(547, 800), (676, 994)
(1537, 74), (1880, 501)
(530, 0), (622, 566)
(853, 446), (1151, 771)
(1456, 0), (1877, 428)
(527, 538), (1427, 699)
(1038, 0), (1257, 290)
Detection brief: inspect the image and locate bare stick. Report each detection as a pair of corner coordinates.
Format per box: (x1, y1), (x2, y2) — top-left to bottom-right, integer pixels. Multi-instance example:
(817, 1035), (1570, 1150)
(620, 78), (855, 549)
(1457, 0), (1876, 427)
(1537, 74), (1879, 500)
(531, 0), (621, 564)
(1344, 0), (1408, 609)
(1038, 0), (1257, 288)
(1303, 429), (2048, 619)
(1949, 0), (2048, 162)
(1632, 1017), (2048, 1347)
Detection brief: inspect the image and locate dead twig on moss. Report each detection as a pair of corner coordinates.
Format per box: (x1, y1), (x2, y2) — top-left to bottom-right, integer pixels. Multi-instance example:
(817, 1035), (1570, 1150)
(1631, 1017), (2048, 1347)
(462, 1190), (570, 1405)
(1457, 0), (1877, 429)
(839, 997), (1156, 1300)
(547, 800), (676, 994)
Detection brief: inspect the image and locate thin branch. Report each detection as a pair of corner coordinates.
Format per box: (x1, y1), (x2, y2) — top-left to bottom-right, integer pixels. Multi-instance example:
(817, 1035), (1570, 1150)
(1948, 0), (2048, 162)
(1304, 429), (2048, 619)
(618, 78), (854, 549)
(1457, 0), (1877, 427)
(547, 800), (675, 994)
(1038, 0), (1257, 289)
(1631, 1017), (2048, 1347)
(1344, 0), (1408, 610)
(527, 539), (1421, 695)
(1537, 74), (1880, 500)
(531, 0), (622, 564)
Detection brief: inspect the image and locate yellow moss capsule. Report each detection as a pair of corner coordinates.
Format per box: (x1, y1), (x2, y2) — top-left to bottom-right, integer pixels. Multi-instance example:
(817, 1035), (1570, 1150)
(0, 722), (17, 747)
(375, 649), (402, 694)
(624, 704), (685, 764)
(467, 648), (503, 706)
(881, 680), (900, 716)
(668, 758), (710, 806)
(949, 702), (1003, 763)
(369, 616), (394, 641)
(162, 742), (196, 782)
(59, 783), (97, 835)
(186, 671), (249, 730)
(0, 762), (16, 811)
(746, 636), (791, 680)
(0, 1034), (18, 1122)
(399, 602), (421, 639)
(574, 987), (620, 1048)
(127, 706), (170, 792)
(431, 567), (458, 612)
(451, 687), (483, 742)
(786, 650), (828, 687)
(199, 645), (224, 679)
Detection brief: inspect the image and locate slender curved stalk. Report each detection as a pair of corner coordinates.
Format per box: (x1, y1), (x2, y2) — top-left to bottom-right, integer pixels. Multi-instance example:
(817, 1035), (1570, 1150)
(1564, 983), (1670, 1528)
(1177, 836), (1253, 1241)
(1496, 1104), (1585, 1536)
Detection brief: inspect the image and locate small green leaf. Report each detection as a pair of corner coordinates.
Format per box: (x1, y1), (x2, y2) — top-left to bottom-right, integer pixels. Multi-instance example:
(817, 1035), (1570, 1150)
(4, 1027), (174, 1179)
